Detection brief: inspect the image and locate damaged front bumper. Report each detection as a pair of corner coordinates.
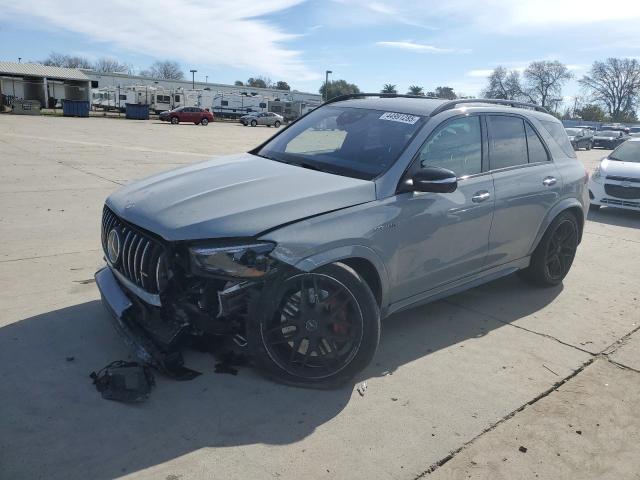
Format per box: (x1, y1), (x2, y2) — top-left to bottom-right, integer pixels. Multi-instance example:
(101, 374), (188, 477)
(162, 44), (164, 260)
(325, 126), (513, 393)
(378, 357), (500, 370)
(95, 267), (199, 379)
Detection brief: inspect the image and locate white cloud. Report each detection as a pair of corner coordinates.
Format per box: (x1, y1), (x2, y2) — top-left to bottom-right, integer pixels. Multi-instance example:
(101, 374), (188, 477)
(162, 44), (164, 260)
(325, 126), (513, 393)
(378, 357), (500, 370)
(0, 0), (317, 80)
(466, 69), (494, 78)
(376, 41), (469, 54)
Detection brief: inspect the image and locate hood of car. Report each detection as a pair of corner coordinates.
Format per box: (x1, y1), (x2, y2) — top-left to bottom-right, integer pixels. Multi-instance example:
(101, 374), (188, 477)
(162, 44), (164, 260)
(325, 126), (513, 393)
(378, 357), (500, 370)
(600, 158), (640, 177)
(106, 153), (376, 241)
(594, 135), (615, 140)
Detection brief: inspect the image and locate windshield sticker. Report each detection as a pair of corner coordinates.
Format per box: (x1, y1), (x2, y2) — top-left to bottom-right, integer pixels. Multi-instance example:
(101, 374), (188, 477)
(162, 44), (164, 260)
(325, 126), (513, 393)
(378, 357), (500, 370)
(379, 112), (420, 125)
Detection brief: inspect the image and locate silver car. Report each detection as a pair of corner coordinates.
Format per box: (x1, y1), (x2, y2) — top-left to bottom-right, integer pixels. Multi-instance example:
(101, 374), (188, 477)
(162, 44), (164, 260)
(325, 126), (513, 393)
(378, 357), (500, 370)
(240, 111), (283, 127)
(96, 95), (588, 388)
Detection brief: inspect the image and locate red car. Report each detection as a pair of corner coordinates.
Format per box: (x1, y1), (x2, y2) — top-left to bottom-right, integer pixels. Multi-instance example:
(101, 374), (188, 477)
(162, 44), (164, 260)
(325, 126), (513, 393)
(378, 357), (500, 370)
(160, 106), (214, 125)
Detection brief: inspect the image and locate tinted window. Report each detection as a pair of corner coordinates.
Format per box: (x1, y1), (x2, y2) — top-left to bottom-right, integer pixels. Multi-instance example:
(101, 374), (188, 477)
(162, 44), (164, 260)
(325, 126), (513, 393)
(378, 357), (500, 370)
(258, 106), (425, 180)
(417, 116), (482, 177)
(609, 141), (640, 163)
(540, 120), (577, 158)
(174, 95), (181, 102)
(525, 123), (549, 163)
(488, 116), (528, 169)
(221, 100), (228, 106)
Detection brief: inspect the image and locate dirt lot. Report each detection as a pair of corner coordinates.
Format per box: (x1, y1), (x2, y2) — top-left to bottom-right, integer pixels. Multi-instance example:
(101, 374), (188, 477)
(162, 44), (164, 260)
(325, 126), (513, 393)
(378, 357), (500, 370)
(1, 115), (639, 480)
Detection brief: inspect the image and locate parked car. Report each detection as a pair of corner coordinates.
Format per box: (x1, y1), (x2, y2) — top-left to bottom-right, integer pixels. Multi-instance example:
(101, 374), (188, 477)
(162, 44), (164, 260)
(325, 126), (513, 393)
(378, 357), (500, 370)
(240, 111), (283, 127)
(628, 126), (640, 138)
(96, 95), (588, 388)
(565, 127), (593, 150)
(589, 138), (640, 212)
(159, 106), (214, 125)
(600, 123), (630, 134)
(593, 130), (629, 149)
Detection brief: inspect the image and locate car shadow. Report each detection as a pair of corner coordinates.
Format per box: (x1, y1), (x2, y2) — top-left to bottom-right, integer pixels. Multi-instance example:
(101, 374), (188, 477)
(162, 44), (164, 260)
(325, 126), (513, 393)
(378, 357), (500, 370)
(0, 275), (562, 479)
(587, 207), (640, 228)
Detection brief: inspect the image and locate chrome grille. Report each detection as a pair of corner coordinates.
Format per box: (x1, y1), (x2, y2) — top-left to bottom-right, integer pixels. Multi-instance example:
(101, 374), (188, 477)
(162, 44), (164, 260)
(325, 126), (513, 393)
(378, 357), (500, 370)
(101, 206), (167, 295)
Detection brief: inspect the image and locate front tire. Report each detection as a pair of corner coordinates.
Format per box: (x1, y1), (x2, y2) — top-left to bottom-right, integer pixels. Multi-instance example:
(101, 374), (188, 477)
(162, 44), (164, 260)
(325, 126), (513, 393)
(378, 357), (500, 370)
(201, 118), (209, 126)
(274, 120), (281, 127)
(170, 116), (179, 125)
(248, 262), (380, 389)
(519, 211), (579, 287)
(251, 119), (257, 127)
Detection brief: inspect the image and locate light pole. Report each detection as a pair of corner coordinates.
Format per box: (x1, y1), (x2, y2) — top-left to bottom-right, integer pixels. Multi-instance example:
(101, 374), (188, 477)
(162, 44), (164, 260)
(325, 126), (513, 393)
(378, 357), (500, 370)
(324, 70), (332, 101)
(205, 75), (208, 83)
(18, 57), (21, 63)
(190, 69), (197, 89)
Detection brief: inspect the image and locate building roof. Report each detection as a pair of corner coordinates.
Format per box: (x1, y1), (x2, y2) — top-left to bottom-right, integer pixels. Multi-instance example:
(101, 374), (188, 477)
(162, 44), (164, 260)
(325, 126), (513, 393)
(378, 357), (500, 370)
(0, 62), (89, 81)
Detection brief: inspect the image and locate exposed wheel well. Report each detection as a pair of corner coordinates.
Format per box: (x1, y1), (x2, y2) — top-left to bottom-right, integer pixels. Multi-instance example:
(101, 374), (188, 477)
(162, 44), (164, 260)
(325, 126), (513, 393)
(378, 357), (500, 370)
(339, 257), (382, 307)
(565, 206), (584, 243)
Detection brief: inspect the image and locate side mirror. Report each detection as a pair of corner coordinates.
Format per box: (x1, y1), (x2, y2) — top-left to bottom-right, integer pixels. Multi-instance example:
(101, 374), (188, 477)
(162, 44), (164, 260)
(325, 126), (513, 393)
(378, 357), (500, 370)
(408, 167), (458, 193)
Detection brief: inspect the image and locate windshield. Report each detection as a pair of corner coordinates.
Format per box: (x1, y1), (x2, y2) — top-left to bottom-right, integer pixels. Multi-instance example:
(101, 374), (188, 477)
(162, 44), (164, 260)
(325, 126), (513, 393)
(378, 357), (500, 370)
(565, 128), (581, 135)
(597, 131), (618, 136)
(256, 106), (425, 180)
(609, 141), (640, 163)
(629, 127), (640, 133)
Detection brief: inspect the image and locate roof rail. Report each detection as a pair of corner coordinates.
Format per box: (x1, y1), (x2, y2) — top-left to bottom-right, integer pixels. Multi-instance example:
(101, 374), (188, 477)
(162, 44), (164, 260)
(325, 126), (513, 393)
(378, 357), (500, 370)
(429, 98), (549, 116)
(323, 92), (440, 105)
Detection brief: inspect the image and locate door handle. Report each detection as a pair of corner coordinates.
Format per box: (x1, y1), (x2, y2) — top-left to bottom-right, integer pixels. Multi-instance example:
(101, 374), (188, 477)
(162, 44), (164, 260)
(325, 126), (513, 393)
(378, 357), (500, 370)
(472, 191), (491, 203)
(542, 176), (557, 186)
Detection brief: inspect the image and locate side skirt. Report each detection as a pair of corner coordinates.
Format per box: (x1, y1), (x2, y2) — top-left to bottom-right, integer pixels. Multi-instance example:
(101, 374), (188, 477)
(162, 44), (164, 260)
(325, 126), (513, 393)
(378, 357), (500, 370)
(385, 257), (530, 317)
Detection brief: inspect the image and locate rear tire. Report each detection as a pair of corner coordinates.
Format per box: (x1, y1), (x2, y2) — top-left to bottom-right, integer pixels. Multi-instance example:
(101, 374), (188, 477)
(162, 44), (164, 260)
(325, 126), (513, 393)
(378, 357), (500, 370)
(519, 211), (579, 287)
(586, 141), (592, 150)
(201, 118), (209, 126)
(170, 116), (179, 125)
(247, 262), (380, 389)
(274, 121), (281, 127)
(251, 120), (257, 127)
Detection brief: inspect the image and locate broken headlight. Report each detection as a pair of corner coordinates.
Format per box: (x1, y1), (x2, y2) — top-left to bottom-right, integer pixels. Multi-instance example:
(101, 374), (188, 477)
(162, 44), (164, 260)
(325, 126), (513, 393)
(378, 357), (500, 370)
(189, 242), (277, 278)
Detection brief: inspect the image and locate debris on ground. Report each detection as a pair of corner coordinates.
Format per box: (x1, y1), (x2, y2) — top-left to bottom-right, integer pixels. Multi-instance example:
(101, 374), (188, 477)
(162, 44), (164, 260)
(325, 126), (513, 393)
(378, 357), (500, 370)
(518, 446), (528, 453)
(65, 356), (75, 362)
(90, 361), (155, 403)
(357, 381), (367, 396)
(542, 364), (559, 376)
(576, 430), (582, 435)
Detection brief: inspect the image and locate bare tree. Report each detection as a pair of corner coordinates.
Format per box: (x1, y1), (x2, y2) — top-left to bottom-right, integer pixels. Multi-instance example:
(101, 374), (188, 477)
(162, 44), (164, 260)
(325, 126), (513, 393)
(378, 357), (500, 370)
(247, 76), (272, 88)
(579, 58), (640, 121)
(42, 52), (92, 69)
(148, 61), (184, 80)
(93, 57), (130, 74)
(482, 66), (523, 100)
(522, 61), (573, 109)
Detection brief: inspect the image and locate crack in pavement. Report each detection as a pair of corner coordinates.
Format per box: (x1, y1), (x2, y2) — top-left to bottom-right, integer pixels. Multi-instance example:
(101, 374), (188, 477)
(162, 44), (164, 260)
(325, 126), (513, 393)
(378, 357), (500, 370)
(57, 161), (124, 186)
(414, 301), (640, 478)
(584, 231), (640, 245)
(0, 249), (101, 264)
(443, 298), (595, 356)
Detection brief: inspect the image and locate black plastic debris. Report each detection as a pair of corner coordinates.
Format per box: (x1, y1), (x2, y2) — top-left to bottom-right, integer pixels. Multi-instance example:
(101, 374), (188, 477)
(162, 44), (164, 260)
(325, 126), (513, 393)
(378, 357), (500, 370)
(518, 446), (528, 453)
(90, 361), (156, 403)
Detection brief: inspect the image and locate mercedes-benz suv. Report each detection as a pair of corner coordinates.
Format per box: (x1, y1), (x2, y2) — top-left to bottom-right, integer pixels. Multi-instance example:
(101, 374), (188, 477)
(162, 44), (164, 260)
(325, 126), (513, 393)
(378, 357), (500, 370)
(96, 95), (588, 388)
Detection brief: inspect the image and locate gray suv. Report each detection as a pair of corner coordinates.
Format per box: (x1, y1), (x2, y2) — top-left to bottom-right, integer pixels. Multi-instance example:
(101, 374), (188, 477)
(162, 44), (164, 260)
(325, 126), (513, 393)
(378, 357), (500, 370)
(96, 95), (588, 388)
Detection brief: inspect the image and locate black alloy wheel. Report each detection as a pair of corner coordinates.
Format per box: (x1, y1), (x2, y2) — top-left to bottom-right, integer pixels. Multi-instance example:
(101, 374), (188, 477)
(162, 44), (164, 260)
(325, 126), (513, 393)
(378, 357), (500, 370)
(519, 211), (579, 287)
(248, 263), (380, 388)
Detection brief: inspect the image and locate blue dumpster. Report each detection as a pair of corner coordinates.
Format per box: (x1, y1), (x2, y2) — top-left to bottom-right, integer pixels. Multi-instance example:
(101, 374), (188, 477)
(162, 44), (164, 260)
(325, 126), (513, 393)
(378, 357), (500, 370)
(125, 103), (150, 120)
(63, 100), (90, 117)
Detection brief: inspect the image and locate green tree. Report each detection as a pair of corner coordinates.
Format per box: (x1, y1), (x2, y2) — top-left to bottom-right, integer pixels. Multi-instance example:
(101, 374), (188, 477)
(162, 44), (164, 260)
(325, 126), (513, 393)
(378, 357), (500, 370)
(234, 80), (244, 86)
(407, 85), (424, 96)
(381, 84), (397, 94)
(247, 76), (272, 88)
(275, 81), (291, 91)
(426, 86), (457, 99)
(319, 79), (360, 100)
(575, 104), (607, 122)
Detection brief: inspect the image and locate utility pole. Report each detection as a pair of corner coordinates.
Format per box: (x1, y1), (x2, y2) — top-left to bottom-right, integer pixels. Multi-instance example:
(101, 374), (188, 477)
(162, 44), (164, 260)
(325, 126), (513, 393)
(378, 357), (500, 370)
(190, 69), (197, 89)
(324, 70), (332, 101)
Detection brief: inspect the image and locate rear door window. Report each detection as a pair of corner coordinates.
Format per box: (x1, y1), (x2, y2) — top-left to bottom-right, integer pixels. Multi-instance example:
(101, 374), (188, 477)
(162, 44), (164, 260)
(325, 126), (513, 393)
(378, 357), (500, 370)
(525, 123), (550, 163)
(540, 120), (577, 158)
(487, 116), (529, 170)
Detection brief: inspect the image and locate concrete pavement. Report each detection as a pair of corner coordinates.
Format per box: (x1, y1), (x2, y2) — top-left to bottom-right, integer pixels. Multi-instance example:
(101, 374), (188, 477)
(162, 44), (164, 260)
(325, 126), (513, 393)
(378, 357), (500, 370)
(0, 115), (638, 480)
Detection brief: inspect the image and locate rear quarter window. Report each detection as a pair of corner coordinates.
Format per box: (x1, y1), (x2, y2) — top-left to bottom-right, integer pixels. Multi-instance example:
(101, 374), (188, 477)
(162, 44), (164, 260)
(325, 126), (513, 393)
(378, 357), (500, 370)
(540, 120), (577, 158)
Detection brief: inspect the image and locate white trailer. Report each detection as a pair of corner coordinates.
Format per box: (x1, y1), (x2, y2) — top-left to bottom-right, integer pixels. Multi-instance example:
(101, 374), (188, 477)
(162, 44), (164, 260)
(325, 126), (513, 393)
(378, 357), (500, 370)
(212, 93), (268, 119)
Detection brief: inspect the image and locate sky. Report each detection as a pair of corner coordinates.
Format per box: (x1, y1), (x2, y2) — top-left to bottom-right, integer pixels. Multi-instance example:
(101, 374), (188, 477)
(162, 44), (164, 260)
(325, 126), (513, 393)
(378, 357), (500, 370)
(1, 0), (640, 104)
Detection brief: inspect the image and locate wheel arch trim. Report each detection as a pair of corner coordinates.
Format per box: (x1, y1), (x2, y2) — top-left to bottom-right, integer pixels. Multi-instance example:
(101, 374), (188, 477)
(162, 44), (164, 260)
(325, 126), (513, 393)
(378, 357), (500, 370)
(528, 198), (585, 255)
